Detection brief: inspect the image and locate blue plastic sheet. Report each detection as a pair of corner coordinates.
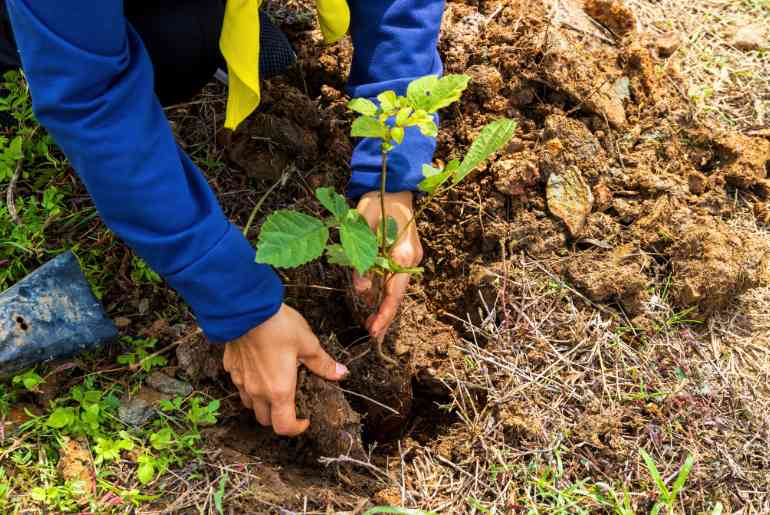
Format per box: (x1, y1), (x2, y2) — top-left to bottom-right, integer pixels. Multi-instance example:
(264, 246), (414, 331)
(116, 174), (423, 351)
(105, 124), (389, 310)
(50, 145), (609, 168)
(0, 251), (117, 377)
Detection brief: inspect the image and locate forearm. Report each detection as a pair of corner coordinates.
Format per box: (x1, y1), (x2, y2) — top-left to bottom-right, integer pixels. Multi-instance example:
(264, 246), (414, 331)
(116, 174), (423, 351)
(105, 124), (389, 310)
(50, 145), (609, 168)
(346, 0), (445, 199)
(7, 0), (282, 342)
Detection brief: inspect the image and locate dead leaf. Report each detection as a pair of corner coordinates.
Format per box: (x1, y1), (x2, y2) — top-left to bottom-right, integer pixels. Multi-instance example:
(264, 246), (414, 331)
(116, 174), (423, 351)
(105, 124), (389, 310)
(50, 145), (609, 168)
(58, 437), (95, 500)
(547, 167), (594, 236)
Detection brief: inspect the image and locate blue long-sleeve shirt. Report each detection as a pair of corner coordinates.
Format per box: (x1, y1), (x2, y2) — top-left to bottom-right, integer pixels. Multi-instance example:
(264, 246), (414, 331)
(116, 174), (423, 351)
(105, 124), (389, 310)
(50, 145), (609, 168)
(6, 0), (444, 342)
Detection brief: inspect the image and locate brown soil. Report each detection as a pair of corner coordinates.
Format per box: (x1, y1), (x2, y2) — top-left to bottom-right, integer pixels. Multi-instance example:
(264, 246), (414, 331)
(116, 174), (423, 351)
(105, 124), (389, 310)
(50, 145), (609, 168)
(162, 0), (770, 510)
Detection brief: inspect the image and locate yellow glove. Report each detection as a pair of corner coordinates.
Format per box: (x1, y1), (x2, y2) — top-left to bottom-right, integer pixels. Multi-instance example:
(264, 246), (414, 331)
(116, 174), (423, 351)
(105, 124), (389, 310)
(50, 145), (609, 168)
(220, 0), (350, 131)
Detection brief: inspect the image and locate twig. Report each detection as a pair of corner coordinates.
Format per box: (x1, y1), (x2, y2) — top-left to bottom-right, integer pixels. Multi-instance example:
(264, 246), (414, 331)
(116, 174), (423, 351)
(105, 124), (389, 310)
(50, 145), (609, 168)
(242, 172), (287, 237)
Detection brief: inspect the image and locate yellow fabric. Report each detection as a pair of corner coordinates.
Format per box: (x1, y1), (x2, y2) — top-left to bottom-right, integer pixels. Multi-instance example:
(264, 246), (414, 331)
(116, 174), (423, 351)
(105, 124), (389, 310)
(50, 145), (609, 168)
(221, 0), (350, 130)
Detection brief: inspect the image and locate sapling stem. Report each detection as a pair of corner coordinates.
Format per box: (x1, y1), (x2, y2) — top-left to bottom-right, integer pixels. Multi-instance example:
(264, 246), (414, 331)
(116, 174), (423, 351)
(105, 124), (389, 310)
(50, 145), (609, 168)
(379, 150), (388, 251)
(375, 146), (399, 368)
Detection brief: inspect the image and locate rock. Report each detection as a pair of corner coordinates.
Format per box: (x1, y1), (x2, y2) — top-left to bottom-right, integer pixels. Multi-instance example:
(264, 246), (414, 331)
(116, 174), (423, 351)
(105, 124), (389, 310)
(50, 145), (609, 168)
(147, 371), (193, 397)
(733, 24), (766, 51)
(546, 167), (595, 237)
(655, 32), (680, 57)
(613, 77), (631, 102)
(118, 397), (155, 427)
(118, 386), (171, 426)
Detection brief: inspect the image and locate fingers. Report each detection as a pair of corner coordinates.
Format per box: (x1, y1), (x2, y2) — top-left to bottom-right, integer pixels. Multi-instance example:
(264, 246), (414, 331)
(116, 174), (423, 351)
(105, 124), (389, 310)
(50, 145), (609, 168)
(367, 272), (410, 340)
(270, 391), (309, 437)
(298, 332), (349, 381)
(252, 399), (271, 427)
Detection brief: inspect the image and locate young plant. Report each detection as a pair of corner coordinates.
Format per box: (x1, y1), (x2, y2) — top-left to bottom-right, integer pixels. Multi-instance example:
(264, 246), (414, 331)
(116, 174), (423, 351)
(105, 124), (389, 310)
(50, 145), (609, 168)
(254, 75), (516, 359)
(640, 449), (695, 515)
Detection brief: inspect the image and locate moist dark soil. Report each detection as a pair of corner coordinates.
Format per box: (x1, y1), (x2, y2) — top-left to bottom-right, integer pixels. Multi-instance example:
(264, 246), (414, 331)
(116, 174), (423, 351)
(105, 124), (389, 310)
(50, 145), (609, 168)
(168, 0), (770, 509)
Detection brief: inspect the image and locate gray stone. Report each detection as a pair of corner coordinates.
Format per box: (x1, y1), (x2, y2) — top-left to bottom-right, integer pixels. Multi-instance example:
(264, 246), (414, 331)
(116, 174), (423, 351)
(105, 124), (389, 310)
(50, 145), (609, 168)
(118, 397), (155, 427)
(147, 371), (193, 397)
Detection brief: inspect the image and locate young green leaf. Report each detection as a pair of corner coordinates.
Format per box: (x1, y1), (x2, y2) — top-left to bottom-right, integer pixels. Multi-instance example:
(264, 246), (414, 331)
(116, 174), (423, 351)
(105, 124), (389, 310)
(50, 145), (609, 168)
(348, 98), (378, 117)
(406, 75), (439, 111)
(47, 407), (75, 429)
(669, 454), (695, 501)
(377, 91), (399, 113)
(339, 211), (378, 275)
(255, 210), (329, 268)
(136, 455), (155, 485)
(452, 119), (517, 184)
(325, 244), (352, 267)
(315, 187), (349, 221)
(351, 116), (390, 140)
(426, 74), (471, 112)
(391, 127), (405, 145)
(640, 449), (670, 500)
(406, 74), (470, 113)
(418, 164), (451, 195)
(395, 107), (412, 127)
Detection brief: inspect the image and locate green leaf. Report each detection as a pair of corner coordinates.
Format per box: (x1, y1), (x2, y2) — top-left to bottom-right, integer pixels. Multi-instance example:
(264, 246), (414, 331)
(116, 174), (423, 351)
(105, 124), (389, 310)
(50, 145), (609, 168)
(453, 119), (517, 185)
(326, 244), (352, 267)
(351, 116), (389, 140)
(417, 119), (438, 138)
(348, 98), (378, 117)
(214, 474), (228, 515)
(418, 161), (459, 194)
(136, 456), (155, 485)
(406, 75), (439, 111)
(395, 107), (412, 127)
(150, 428), (174, 450)
(47, 407), (75, 429)
(255, 210), (329, 268)
(315, 187), (349, 221)
(377, 91), (399, 113)
(427, 74), (471, 112)
(406, 74), (470, 113)
(669, 454), (695, 501)
(391, 127), (405, 145)
(339, 211), (378, 275)
(640, 449), (670, 500)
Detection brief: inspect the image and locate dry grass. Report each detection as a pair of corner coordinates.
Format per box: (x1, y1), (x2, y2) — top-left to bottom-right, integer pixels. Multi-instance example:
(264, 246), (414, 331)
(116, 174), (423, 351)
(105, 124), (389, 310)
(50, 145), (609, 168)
(627, 0), (770, 130)
(392, 216), (770, 512)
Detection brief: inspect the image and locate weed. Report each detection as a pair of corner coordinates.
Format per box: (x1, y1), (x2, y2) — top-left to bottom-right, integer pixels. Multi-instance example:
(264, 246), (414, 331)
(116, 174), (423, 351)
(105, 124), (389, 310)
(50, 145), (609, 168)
(640, 449), (695, 514)
(116, 336), (168, 373)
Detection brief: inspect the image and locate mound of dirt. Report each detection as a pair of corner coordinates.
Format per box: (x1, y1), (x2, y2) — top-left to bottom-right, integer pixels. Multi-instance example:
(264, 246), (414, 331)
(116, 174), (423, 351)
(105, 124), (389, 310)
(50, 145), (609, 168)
(196, 0), (770, 509)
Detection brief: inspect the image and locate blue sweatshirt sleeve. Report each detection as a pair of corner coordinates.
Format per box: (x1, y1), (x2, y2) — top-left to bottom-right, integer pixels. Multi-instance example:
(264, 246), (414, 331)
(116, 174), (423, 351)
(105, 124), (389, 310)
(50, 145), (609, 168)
(6, 0), (283, 343)
(346, 0), (445, 200)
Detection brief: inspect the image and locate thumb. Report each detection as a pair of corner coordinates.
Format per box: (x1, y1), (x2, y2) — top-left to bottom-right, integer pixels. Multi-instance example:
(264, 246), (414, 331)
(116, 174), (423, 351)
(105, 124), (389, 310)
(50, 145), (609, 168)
(298, 334), (349, 381)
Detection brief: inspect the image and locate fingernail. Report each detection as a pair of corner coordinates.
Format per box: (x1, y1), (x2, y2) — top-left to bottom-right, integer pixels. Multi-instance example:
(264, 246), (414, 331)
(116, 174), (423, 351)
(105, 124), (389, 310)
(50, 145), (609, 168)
(336, 363), (349, 377)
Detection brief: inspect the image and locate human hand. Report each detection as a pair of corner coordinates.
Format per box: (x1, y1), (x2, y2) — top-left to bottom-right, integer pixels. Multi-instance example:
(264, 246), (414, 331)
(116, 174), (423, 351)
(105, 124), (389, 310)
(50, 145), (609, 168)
(354, 191), (423, 342)
(223, 304), (348, 436)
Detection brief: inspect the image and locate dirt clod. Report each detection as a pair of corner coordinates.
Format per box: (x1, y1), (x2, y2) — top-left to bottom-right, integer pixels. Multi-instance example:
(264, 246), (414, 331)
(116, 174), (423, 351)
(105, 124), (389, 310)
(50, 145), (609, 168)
(297, 372), (365, 460)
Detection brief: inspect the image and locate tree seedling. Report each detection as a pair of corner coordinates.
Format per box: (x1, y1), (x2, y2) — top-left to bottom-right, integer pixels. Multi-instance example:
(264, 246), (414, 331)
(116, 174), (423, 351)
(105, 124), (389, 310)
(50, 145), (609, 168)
(254, 74), (516, 364)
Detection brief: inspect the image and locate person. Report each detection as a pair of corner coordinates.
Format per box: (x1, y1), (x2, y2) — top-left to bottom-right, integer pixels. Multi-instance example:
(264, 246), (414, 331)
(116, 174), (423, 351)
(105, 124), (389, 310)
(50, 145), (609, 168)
(2, 0), (444, 437)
